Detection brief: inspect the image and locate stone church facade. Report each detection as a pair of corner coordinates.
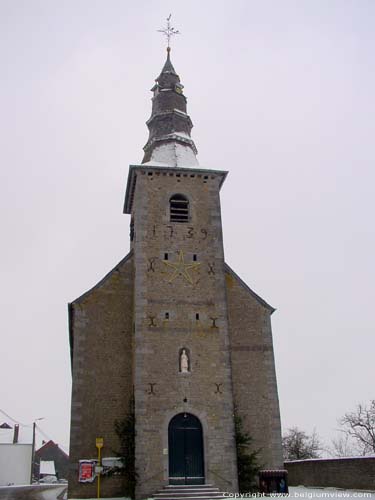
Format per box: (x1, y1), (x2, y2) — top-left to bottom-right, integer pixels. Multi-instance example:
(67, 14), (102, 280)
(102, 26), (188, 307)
(68, 49), (283, 499)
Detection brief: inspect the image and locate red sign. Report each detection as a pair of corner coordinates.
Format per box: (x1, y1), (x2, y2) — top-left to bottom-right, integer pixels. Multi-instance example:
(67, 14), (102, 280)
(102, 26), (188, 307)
(79, 460), (95, 483)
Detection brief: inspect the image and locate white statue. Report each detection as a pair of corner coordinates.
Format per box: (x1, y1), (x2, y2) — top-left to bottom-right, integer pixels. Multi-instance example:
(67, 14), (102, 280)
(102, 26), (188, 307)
(180, 349), (189, 373)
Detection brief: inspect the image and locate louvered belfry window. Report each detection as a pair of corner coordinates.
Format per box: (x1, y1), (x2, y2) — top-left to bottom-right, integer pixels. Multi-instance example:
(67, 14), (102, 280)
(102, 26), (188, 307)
(170, 194), (189, 222)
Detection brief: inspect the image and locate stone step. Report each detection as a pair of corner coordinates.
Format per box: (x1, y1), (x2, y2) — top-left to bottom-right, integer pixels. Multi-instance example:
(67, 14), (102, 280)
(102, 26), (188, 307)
(163, 485), (214, 489)
(154, 494), (224, 499)
(155, 488), (220, 494)
(152, 497), (226, 500)
(154, 492), (222, 494)
(150, 483), (227, 500)
(155, 492), (222, 495)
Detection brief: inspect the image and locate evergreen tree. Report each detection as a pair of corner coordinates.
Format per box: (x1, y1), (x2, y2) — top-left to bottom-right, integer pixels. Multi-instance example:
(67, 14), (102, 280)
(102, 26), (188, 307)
(234, 411), (261, 493)
(114, 396), (137, 499)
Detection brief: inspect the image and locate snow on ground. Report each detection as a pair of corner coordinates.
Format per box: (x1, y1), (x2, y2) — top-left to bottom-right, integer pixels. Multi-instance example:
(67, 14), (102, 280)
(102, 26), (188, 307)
(222, 488), (374, 500)
(67, 488), (375, 500)
(0, 484), (66, 500)
(287, 487), (374, 499)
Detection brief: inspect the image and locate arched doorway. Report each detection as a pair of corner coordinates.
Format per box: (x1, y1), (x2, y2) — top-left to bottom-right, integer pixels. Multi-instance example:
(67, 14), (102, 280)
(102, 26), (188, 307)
(168, 413), (204, 485)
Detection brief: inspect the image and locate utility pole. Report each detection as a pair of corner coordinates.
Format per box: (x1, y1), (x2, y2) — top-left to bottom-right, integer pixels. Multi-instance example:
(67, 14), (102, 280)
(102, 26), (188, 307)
(30, 422), (36, 484)
(30, 417), (44, 484)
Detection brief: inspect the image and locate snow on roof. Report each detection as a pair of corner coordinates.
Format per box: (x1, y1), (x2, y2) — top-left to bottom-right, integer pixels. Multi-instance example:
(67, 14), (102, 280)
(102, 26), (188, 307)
(142, 160), (171, 167)
(0, 426), (32, 445)
(164, 131), (191, 140)
(173, 108), (188, 117)
(0, 429), (13, 444)
(149, 142), (198, 168)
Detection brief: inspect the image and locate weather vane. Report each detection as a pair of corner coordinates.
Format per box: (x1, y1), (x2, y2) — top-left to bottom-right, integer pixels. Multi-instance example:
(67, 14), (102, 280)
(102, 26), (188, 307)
(158, 14), (180, 51)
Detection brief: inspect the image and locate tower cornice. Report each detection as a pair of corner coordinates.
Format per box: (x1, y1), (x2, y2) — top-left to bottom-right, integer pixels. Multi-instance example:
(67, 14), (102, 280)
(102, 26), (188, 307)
(123, 164), (228, 214)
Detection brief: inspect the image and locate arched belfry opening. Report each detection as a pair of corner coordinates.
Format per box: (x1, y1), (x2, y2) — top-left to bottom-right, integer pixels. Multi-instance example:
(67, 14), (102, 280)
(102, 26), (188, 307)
(170, 194), (189, 222)
(168, 413), (204, 485)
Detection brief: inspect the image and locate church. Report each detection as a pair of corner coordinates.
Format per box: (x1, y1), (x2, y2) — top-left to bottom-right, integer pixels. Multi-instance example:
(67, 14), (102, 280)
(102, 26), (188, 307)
(68, 43), (284, 499)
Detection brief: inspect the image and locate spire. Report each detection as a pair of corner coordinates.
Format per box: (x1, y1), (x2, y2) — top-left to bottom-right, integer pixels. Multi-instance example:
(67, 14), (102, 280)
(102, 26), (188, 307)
(141, 48), (198, 167)
(161, 47), (177, 74)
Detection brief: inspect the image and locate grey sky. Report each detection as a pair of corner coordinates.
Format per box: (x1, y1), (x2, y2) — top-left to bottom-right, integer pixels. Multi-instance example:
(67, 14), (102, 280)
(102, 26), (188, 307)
(0, 0), (374, 453)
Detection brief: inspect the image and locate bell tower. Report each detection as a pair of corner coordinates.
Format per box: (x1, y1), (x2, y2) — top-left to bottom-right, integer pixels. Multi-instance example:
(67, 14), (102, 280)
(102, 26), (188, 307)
(124, 48), (239, 498)
(68, 39), (284, 500)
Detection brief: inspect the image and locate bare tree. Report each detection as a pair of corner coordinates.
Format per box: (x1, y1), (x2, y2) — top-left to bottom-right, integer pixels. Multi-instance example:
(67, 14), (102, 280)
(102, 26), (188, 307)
(282, 427), (322, 460)
(339, 400), (375, 455)
(329, 433), (359, 458)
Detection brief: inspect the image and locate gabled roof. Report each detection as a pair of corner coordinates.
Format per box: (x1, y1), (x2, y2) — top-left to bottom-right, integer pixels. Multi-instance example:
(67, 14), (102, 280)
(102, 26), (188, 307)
(36, 440), (69, 459)
(69, 250), (133, 306)
(68, 250), (134, 366)
(0, 422), (12, 429)
(224, 262), (276, 314)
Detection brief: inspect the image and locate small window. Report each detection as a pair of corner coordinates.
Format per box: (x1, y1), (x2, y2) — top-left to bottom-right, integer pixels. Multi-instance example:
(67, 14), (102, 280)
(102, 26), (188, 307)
(170, 194), (189, 223)
(193, 254), (197, 261)
(165, 312), (169, 320)
(196, 313), (200, 321)
(164, 253), (169, 260)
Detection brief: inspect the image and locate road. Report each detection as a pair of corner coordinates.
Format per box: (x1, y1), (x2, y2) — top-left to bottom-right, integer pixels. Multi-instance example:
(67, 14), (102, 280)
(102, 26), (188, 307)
(0, 485), (67, 500)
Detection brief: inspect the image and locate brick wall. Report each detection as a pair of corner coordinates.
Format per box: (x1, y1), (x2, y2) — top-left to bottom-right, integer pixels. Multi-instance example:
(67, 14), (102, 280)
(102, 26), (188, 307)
(285, 457), (375, 490)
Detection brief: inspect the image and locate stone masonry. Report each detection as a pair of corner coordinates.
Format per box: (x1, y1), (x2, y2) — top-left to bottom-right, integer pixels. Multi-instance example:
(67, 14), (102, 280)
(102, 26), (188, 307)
(129, 166), (238, 498)
(68, 50), (283, 499)
(68, 254), (134, 499)
(285, 457), (375, 490)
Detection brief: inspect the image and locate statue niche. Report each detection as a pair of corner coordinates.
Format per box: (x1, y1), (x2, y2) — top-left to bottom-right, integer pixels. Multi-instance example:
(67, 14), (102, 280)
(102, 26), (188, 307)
(179, 348), (190, 373)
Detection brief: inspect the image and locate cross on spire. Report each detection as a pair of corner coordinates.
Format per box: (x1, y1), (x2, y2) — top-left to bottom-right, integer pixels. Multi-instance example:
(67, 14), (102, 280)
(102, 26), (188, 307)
(157, 14), (180, 51)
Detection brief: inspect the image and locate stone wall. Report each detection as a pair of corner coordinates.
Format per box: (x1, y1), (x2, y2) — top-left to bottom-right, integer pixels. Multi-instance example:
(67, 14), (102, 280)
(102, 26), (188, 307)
(226, 265), (283, 470)
(131, 166), (238, 498)
(68, 253), (134, 499)
(285, 457), (375, 490)
(68, 165), (284, 499)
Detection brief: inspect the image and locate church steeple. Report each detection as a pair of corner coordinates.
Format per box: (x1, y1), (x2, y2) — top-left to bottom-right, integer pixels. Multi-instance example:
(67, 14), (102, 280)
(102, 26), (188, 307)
(142, 48), (198, 167)
(160, 47), (177, 74)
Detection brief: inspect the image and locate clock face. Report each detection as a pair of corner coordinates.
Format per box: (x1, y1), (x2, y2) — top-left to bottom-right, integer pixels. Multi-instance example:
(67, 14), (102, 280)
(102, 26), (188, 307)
(175, 85), (183, 94)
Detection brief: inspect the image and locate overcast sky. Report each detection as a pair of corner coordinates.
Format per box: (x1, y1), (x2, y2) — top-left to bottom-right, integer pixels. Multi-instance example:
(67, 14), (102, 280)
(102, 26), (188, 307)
(1, 0), (374, 454)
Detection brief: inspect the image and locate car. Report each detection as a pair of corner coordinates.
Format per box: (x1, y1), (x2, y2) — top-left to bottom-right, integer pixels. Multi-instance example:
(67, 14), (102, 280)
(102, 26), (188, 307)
(39, 475), (58, 484)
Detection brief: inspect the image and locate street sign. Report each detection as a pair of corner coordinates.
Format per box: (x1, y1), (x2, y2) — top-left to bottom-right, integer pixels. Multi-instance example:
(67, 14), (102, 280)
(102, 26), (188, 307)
(96, 437), (104, 449)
